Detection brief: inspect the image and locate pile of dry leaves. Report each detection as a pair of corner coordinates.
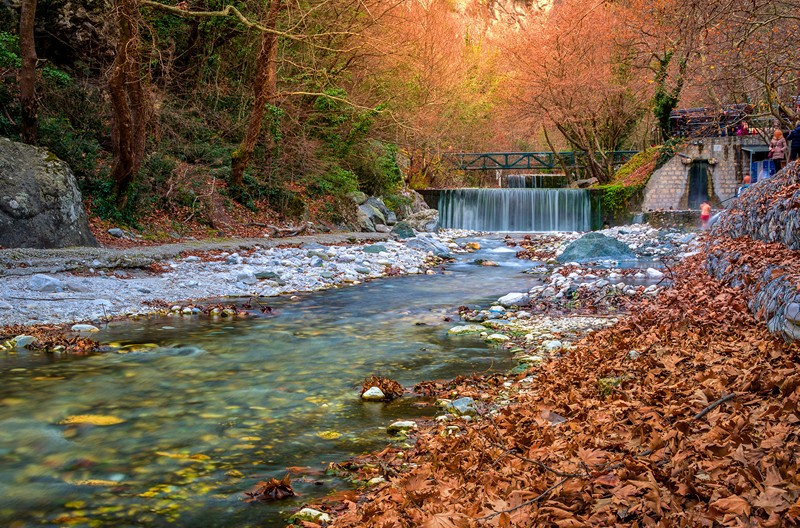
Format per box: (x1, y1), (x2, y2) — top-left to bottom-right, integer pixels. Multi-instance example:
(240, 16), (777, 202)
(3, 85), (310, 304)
(318, 249), (800, 526)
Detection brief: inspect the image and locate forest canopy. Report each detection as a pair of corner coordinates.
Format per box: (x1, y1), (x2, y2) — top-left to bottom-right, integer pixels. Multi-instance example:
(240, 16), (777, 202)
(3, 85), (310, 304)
(1, 0), (798, 228)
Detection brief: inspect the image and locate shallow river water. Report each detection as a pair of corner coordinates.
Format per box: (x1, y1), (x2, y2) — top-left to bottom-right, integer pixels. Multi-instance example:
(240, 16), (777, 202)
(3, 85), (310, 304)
(0, 238), (545, 527)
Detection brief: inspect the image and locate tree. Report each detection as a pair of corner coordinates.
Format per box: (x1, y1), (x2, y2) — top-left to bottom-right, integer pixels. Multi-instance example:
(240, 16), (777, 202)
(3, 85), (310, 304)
(108, 0), (148, 207)
(510, 0), (646, 182)
(18, 0), (37, 144)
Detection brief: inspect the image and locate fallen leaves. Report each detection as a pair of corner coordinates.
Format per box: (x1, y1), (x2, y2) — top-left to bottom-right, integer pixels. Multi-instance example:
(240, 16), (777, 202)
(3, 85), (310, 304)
(361, 375), (404, 400)
(243, 474), (296, 502)
(316, 249), (800, 526)
(59, 414), (125, 426)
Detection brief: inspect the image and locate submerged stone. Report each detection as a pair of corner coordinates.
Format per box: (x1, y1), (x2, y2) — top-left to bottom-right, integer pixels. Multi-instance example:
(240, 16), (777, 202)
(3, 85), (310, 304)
(361, 387), (386, 401)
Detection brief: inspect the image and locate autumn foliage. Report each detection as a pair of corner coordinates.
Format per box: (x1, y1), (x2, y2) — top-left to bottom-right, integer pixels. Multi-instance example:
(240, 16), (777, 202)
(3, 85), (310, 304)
(323, 249), (800, 526)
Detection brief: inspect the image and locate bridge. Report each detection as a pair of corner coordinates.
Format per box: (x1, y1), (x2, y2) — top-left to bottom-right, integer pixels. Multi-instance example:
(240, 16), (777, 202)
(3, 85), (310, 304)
(441, 151), (639, 171)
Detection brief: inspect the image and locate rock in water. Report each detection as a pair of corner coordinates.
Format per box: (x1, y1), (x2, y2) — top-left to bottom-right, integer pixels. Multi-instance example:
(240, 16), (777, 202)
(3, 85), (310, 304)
(557, 233), (635, 264)
(404, 209), (439, 232)
(361, 387), (386, 401)
(0, 138), (98, 248)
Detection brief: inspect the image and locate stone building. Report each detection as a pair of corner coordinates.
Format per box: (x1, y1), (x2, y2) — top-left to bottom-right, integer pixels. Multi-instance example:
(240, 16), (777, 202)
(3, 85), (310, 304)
(642, 136), (768, 211)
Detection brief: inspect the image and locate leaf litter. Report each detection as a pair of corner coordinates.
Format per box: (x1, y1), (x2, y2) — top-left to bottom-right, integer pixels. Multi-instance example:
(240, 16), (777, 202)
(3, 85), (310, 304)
(310, 244), (800, 526)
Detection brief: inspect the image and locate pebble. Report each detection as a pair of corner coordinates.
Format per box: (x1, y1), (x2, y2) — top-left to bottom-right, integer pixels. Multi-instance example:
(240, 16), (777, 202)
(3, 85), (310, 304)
(71, 324), (100, 332)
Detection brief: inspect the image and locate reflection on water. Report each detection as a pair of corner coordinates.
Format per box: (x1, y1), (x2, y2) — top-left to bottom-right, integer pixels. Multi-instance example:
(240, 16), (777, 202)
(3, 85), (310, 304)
(0, 238), (540, 527)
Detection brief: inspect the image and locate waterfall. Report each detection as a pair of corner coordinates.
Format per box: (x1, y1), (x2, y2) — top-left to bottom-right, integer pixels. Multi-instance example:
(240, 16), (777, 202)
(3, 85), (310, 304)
(438, 188), (591, 232)
(507, 174), (542, 188)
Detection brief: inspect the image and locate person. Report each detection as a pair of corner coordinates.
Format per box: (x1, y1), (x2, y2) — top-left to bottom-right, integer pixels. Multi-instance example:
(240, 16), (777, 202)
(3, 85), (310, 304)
(700, 201), (712, 230)
(736, 122), (750, 136)
(737, 174), (751, 197)
(787, 121), (800, 161)
(769, 129), (787, 171)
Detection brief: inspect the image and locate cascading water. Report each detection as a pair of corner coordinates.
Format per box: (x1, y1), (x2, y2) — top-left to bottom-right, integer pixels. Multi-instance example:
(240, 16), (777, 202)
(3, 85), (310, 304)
(507, 174), (543, 188)
(438, 188), (591, 232)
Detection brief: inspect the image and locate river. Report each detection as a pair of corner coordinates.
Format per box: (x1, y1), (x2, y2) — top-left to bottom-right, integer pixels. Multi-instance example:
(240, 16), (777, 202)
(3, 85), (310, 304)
(0, 237), (543, 527)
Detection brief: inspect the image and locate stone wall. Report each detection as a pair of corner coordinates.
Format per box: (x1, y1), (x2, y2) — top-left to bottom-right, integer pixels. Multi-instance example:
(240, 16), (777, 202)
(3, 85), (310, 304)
(642, 136), (764, 211)
(705, 162), (800, 341)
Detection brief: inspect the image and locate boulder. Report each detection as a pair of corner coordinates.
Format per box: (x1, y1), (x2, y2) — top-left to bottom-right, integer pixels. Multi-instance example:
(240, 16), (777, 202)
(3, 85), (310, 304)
(404, 209), (439, 232)
(390, 221), (415, 239)
(347, 191), (368, 205)
(498, 292), (529, 307)
(405, 236), (452, 258)
(0, 138), (98, 248)
(556, 233), (635, 263)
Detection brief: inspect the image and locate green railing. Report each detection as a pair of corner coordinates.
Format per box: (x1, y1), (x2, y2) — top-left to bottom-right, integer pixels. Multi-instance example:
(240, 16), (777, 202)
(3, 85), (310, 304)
(442, 151), (639, 171)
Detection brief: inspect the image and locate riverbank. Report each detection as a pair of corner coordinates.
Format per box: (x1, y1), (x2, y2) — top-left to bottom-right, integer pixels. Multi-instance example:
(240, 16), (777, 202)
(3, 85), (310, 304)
(310, 241), (800, 526)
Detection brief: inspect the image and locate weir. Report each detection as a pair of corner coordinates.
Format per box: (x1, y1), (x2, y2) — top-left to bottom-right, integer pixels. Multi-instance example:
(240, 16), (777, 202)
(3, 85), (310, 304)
(438, 188), (592, 232)
(505, 174), (568, 188)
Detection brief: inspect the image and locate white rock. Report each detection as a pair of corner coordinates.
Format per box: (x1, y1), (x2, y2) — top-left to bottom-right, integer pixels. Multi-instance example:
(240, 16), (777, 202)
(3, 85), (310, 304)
(361, 387), (386, 401)
(387, 420), (417, 434)
(646, 268), (665, 279)
(30, 274), (64, 292)
(13, 335), (36, 348)
(543, 340), (562, 351)
(291, 508), (331, 524)
(486, 333), (510, 342)
(448, 324), (486, 335)
(497, 292), (529, 307)
(71, 324), (100, 332)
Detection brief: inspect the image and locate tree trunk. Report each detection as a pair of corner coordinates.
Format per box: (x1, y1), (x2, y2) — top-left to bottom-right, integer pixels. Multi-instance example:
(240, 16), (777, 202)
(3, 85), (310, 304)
(109, 0), (147, 208)
(19, 0), (37, 144)
(230, 0), (281, 193)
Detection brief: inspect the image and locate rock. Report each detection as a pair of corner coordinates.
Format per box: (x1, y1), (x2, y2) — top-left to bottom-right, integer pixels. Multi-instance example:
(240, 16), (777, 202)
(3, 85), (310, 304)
(361, 387), (386, 401)
(573, 177), (599, 188)
(542, 340), (562, 351)
(488, 305), (505, 314)
(465, 241), (481, 250)
(386, 211), (398, 226)
(107, 228), (126, 238)
(306, 250), (331, 261)
(486, 333), (510, 342)
(556, 233), (636, 263)
(785, 303), (800, 323)
(30, 274), (64, 292)
(0, 139), (98, 248)
(255, 271), (282, 282)
(405, 236), (452, 258)
(375, 224), (391, 233)
(233, 268), (258, 285)
(13, 335), (36, 348)
(448, 324), (486, 335)
(183, 255), (201, 263)
(404, 209), (439, 232)
(475, 259), (499, 267)
(309, 256), (324, 267)
(71, 324), (100, 332)
(367, 476), (387, 486)
(386, 420), (417, 435)
(291, 508), (331, 524)
(498, 292), (529, 307)
(390, 221), (415, 239)
(645, 268), (665, 279)
(362, 244), (388, 254)
(357, 197), (391, 232)
(347, 191), (368, 205)
(449, 397), (477, 416)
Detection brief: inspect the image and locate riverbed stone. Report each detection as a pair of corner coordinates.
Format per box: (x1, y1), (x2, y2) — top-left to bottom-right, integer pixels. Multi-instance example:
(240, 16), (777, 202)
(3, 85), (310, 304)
(391, 221), (415, 239)
(448, 324), (486, 335)
(361, 387), (386, 401)
(646, 268), (665, 279)
(405, 236), (452, 258)
(362, 244), (388, 254)
(386, 420), (417, 435)
(30, 274), (64, 292)
(449, 397), (477, 416)
(498, 292), (529, 307)
(486, 333), (510, 342)
(71, 324), (100, 332)
(543, 340), (563, 351)
(557, 233), (635, 263)
(291, 508), (331, 524)
(13, 335), (36, 348)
